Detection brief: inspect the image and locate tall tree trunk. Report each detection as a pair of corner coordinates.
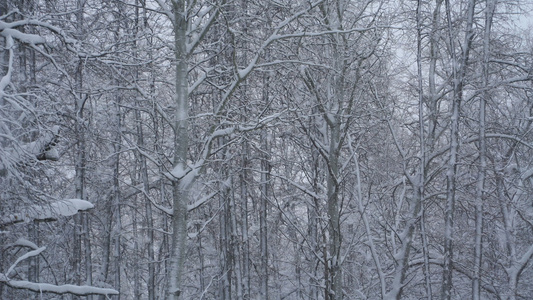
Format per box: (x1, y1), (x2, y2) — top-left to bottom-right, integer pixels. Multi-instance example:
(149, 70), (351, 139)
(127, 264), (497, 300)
(134, 1), (156, 297)
(259, 27), (272, 298)
(98, 195), (113, 300)
(219, 181), (232, 300)
(416, 1), (432, 298)
(73, 1), (86, 294)
(132, 195), (141, 299)
(326, 120), (342, 300)
(140, 125), (155, 300)
(308, 131), (321, 300)
(168, 1), (190, 298)
(472, 1), (494, 298)
(23, 5), (40, 282)
(239, 2), (251, 296)
(260, 129), (270, 300)
(83, 212), (93, 300)
(496, 172), (515, 300)
(240, 142), (251, 300)
(229, 177), (244, 300)
(112, 84), (122, 299)
(441, 0), (476, 299)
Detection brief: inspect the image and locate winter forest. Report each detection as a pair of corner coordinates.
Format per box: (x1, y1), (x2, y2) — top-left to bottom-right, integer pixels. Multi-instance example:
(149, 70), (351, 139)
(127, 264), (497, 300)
(1, 0), (533, 299)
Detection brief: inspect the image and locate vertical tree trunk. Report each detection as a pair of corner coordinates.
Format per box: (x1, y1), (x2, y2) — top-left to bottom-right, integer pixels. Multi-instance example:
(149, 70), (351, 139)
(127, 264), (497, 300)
(197, 221), (206, 297)
(73, 1), (86, 294)
(141, 131), (155, 300)
(428, 0), (443, 149)
(441, 1), (476, 299)
(28, 222), (39, 282)
(113, 86), (122, 299)
(239, 2), (251, 296)
(260, 130), (270, 300)
(472, 1), (494, 299)
(322, 3), (347, 298)
(109, 10), (124, 294)
(229, 177), (244, 300)
(131, 4), (141, 298)
(259, 27), (272, 298)
(288, 211), (303, 299)
(240, 142), (251, 300)
(134, 1), (156, 297)
(23, 4), (40, 282)
(219, 183), (232, 300)
(132, 196), (141, 299)
(259, 48), (272, 298)
(326, 120), (342, 300)
(416, 1), (432, 298)
(496, 172), (516, 300)
(0, 0), (7, 91)
(98, 195), (113, 300)
(308, 137), (321, 300)
(83, 213), (93, 300)
(167, 1), (190, 299)
(308, 197), (319, 300)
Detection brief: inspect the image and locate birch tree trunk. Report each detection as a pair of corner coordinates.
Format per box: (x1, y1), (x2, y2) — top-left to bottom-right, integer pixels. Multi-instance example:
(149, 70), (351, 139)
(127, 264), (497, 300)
(168, 1), (190, 298)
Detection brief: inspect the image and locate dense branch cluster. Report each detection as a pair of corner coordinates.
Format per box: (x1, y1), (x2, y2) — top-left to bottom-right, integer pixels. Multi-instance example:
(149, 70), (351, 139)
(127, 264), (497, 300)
(1, 0), (532, 299)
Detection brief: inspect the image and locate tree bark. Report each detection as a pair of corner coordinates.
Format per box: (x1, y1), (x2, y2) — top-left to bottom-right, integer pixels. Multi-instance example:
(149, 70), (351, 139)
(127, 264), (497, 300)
(167, 1), (190, 299)
(416, 1), (433, 298)
(73, 1), (87, 295)
(134, 1), (156, 297)
(472, 1), (494, 298)
(442, 0), (476, 299)
(260, 129), (270, 300)
(240, 142), (251, 300)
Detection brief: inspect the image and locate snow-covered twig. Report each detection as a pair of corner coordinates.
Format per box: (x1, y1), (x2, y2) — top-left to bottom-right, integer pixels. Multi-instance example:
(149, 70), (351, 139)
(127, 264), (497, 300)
(1, 279), (119, 296)
(6, 246), (45, 277)
(0, 199), (94, 227)
(2, 239), (118, 296)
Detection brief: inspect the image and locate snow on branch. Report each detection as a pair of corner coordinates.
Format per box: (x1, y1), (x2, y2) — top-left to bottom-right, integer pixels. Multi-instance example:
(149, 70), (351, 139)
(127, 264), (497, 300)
(0, 27), (45, 44)
(6, 246), (45, 277)
(1, 280), (119, 296)
(0, 199), (94, 227)
(25, 125), (61, 162)
(0, 19), (77, 45)
(6, 238), (39, 250)
(0, 34), (14, 98)
(0, 226), (117, 296)
(0, 125), (61, 176)
(168, 111), (284, 188)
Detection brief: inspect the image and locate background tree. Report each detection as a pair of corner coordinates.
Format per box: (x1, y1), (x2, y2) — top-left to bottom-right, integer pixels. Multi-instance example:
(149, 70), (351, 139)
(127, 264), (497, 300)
(2, 0), (532, 299)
